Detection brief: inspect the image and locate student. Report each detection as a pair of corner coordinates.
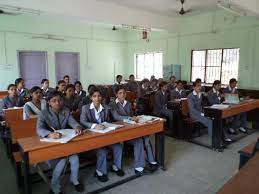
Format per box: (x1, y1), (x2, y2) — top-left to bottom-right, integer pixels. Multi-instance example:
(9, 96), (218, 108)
(171, 80), (187, 100)
(74, 81), (86, 97)
(23, 86), (47, 120)
(223, 78), (247, 134)
(63, 75), (70, 85)
(56, 80), (66, 94)
(15, 78), (29, 98)
(109, 86), (156, 174)
(168, 75), (177, 91)
(79, 84), (95, 109)
(150, 79), (159, 92)
(195, 78), (205, 92)
(112, 74), (123, 94)
(137, 78), (152, 98)
(187, 81), (213, 137)
(153, 81), (174, 134)
(41, 79), (53, 98)
(63, 84), (81, 113)
(150, 75), (155, 82)
(37, 91), (84, 193)
(80, 87), (124, 182)
(1, 84), (24, 109)
(136, 79), (152, 114)
(125, 74), (139, 93)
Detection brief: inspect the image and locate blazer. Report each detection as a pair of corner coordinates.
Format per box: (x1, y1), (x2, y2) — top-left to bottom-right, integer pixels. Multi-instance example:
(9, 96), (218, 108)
(1, 96), (24, 109)
(42, 87), (54, 98)
(187, 92), (203, 119)
(76, 90), (87, 98)
(17, 88), (29, 98)
(223, 86), (239, 94)
(207, 89), (222, 105)
(109, 100), (133, 121)
(63, 96), (82, 112)
(137, 86), (152, 98)
(37, 107), (82, 138)
(171, 88), (187, 100)
(80, 104), (111, 129)
(152, 90), (168, 116)
(125, 82), (139, 93)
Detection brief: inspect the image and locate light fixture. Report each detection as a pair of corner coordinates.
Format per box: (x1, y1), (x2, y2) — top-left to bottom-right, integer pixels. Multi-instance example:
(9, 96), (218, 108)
(0, 4), (42, 15)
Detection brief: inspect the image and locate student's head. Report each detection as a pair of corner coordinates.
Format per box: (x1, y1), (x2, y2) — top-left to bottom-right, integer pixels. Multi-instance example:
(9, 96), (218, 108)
(87, 84), (95, 93)
(170, 75), (176, 83)
(47, 91), (64, 111)
(129, 74), (135, 82)
(74, 81), (82, 92)
(115, 86), (126, 101)
(15, 78), (25, 89)
(7, 84), (17, 98)
(30, 86), (42, 101)
(65, 84), (75, 98)
(213, 80), (221, 91)
(176, 80), (183, 90)
(41, 79), (49, 90)
(158, 78), (163, 84)
(229, 78), (237, 89)
(150, 75), (155, 81)
(89, 87), (102, 106)
(159, 81), (168, 92)
(193, 81), (202, 93)
(150, 79), (158, 87)
(116, 75), (123, 83)
(142, 78), (150, 88)
(57, 80), (66, 92)
(195, 78), (202, 83)
(63, 75), (70, 85)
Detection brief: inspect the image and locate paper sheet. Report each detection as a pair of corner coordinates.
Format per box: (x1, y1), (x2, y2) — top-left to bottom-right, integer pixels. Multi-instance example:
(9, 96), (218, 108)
(40, 129), (78, 143)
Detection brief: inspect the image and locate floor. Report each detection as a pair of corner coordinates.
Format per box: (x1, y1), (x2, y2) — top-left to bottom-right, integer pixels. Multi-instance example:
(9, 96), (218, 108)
(1, 132), (258, 194)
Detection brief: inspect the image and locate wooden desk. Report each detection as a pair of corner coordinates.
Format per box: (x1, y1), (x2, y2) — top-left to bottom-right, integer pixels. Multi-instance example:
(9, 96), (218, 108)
(204, 99), (259, 149)
(217, 153), (259, 194)
(4, 108), (24, 124)
(18, 120), (165, 194)
(0, 91), (8, 99)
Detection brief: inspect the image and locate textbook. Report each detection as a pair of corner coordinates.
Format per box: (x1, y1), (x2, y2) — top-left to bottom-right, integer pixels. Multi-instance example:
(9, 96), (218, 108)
(40, 129), (78, 143)
(123, 115), (161, 124)
(89, 122), (124, 133)
(210, 104), (230, 109)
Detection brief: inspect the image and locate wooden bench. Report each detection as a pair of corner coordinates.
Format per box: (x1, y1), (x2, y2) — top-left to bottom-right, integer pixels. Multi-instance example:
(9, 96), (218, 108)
(0, 91), (8, 99)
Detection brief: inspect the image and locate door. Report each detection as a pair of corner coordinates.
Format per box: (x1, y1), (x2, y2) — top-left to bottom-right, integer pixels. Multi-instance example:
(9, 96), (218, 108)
(18, 51), (48, 89)
(55, 52), (80, 84)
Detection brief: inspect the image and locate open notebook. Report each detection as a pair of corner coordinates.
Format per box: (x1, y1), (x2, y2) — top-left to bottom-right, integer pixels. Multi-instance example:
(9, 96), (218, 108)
(89, 122), (124, 134)
(123, 115), (161, 124)
(40, 129), (78, 143)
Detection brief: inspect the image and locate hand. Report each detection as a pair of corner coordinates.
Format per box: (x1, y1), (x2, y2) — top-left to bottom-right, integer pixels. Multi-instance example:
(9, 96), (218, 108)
(132, 116), (139, 123)
(48, 132), (62, 139)
(95, 124), (105, 130)
(75, 128), (83, 135)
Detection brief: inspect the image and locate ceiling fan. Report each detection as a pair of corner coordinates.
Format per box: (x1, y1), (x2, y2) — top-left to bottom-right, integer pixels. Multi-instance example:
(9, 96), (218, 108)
(0, 9), (21, 16)
(31, 34), (66, 41)
(178, 0), (191, 15)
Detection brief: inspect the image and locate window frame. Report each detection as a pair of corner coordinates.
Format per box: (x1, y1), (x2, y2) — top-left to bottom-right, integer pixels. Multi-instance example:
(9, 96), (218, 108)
(190, 48), (240, 84)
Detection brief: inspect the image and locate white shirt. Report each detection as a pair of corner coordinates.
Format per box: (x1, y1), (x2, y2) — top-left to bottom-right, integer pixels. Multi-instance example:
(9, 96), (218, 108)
(89, 102), (104, 128)
(175, 87), (183, 94)
(41, 87), (49, 92)
(228, 86), (236, 94)
(213, 88), (221, 100)
(115, 98), (127, 107)
(193, 90), (201, 99)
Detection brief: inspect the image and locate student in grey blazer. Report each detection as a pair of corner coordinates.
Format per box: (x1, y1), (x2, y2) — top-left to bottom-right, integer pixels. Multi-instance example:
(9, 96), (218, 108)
(41, 79), (54, 98)
(152, 81), (174, 134)
(112, 75), (124, 95)
(223, 78), (247, 134)
(80, 87), (124, 182)
(37, 91), (84, 194)
(109, 86), (158, 174)
(171, 80), (187, 100)
(125, 74), (139, 93)
(187, 81), (212, 137)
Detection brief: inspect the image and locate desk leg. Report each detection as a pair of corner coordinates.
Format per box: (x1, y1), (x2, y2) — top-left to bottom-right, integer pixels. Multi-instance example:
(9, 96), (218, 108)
(155, 131), (166, 170)
(212, 117), (223, 150)
(21, 151), (31, 194)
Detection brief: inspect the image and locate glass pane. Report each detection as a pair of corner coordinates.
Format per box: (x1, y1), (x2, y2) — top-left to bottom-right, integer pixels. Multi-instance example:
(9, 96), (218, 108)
(144, 53), (154, 79)
(207, 49), (222, 67)
(205, 67), (221, 84)
(221, 48), (239, 85)
(192, 50), (206, 67)
(136, 54), (145, 79)
(191, 66), (205, 82)
(154, 52), (163, 78)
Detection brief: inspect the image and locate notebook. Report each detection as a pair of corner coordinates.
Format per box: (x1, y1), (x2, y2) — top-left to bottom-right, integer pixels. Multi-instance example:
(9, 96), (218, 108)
(40, 129), (78, 143)
(89, 122), (124, 133)
(223, 93), (240, 104)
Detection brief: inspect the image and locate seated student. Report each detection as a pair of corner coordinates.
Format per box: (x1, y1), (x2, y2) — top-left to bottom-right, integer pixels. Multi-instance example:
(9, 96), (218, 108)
(2, 84), (24, 109)
(15, 78), (29, 99)
(223, 78), (247, 134)
(63, 84), (82, 113)
(207, 80), (232, 143)
(171, 80), (187, 100)
(56, 80), (66, 94)
(187, 81), (213, 138)
(137, 78), (152, 98)
(63, 75), (70, 86)
(150, 79), (159, 92)
(152, 81), (174, 134)
(125, 74), (139, 93)
(37, 91), (84, 193)
(194, 78), (205, 92)
(109, 86), (157, 174)
(150, 75), (155, 82)
(168, 75), (177, 91)
(23, 86), (47, 120)
(112, 74), (123, 95)
(137, 78), (152, 114)
(74, 81), (86, 97)
(41, 79), (53, 98)
(79, 84), (95, 109)
(80, 87), (124, 182)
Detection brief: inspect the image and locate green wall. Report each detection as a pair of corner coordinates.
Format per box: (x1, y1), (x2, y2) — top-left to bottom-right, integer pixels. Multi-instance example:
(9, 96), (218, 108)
(127, 11), (259, 89)
(0, 15), (128, 90)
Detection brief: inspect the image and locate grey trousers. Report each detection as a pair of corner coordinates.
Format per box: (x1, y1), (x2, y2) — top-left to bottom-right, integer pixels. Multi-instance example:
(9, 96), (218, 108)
(232, 113), (247, 129)
(127, 138), (145, 168)
(143, 136), (155, 163)
(191, 114), (213, 137)
(96, 143), (122, 174)
(49, 154), (79, 194)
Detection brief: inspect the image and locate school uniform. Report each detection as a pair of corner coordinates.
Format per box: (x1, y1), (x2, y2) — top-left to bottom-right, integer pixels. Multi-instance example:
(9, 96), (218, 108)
(63, 96), (82, 112)
(125, 81), (139, 93)
(37, 107), (82, 194)
(42, 87), (54, 98)
(17, 88), (29, 99)
(75, 90), (87, 98)
(187, 91), (212, 136)
(112, 82), (123, 95)
(23, 99), (47, 120)
(153, 90), (173, 132)
(136, 86), (153, 115)
(109, 99), (146, 170)
(171, 88), (187, 100)
(1, 96), (24, 109)
(168, 82), (176, 91)
(80, 103), (122, 175)
(207, 88), (222, 105)
(78, 95), (91, 110)
(223, 86), (247, 130)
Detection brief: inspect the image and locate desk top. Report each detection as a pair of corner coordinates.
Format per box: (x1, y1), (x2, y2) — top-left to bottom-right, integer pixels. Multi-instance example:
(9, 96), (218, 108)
(217, 153), (259, 194)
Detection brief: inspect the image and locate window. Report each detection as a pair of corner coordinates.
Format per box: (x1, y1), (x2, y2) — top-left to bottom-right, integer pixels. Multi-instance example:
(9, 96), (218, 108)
(135, 52), (163, 80)
(191, 48), (239, 84)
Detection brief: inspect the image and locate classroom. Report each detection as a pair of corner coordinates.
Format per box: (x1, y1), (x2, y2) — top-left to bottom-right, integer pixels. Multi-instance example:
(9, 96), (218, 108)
(1, 0), (259, 194)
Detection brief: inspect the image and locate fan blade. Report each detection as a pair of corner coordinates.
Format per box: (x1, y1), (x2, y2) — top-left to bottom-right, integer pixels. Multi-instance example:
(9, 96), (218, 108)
(1, 11), (21, 15)
(179, 7), (186, 15)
